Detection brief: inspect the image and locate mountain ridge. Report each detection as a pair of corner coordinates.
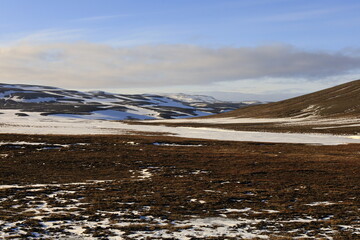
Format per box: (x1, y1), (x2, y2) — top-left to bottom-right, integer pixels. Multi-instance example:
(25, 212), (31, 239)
(0, 83), (259, 120)
(209, 79), (360, 119)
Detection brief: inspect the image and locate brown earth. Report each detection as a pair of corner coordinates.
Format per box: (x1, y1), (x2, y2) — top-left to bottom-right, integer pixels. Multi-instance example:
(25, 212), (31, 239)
(0, 134), (359, 239)
(205, 79), (360, 118)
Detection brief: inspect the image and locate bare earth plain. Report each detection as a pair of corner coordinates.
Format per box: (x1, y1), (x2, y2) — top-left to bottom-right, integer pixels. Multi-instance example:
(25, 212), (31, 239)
(0, 133), (359, 239)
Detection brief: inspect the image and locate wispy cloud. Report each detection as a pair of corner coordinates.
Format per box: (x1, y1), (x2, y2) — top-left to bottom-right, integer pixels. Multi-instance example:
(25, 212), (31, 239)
(74, 14), (131, 22)
(249, 4), (360, 23)
(0, 43), (359, 89)
(251, 8), (339, 22)
(0, 29), (88, 46)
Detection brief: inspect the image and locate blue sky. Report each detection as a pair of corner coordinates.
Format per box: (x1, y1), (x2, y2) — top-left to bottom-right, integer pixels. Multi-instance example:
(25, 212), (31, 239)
(0, 0), (360, 100)
(1, 0), (359, 48)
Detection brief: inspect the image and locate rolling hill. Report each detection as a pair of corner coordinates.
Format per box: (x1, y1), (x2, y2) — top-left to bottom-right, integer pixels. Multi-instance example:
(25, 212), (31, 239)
(0, 83), (258, 120)
(140, 80), (360, 135)
(213, 79), (360, 118)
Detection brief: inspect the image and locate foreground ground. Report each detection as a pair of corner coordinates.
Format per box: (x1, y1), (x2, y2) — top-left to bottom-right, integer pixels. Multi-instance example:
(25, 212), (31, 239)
(0, 134), (359, 239)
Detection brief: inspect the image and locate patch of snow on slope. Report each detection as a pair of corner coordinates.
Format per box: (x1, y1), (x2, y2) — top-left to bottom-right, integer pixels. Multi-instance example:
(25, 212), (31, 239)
(122, 105), (160, 118)
(164, 93), (222, 104)
(241, 101), (259, 104)
(13, 97), (57, 103)
(145, 96), (194, 109)
(172, 110), (212, 118)
(0, 84), (251, 120)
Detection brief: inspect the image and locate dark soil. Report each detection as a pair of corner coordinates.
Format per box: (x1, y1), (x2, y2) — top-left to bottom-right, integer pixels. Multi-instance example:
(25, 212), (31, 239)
(0, 134), (359, 239)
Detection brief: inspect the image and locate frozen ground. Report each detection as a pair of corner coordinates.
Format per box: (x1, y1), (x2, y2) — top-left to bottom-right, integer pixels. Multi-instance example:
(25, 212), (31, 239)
(1, 179), (358, 239)
(0, 134), (359, 239)
(147, 115), (360, 127)
(0, 110), (360, 145)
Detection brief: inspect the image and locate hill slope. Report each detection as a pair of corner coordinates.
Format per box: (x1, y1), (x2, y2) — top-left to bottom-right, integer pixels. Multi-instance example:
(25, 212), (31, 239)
(0, 83), (257, 120)
(214, 79), (360, 118)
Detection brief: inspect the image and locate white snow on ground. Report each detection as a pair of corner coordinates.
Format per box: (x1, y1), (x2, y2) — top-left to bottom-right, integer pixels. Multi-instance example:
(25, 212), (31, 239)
(152, 142), (203, 147)
(167, 217), (269, 239)
(0, 141), (70, 148)
(219, 208), (252, 213)
(0, 180), (111, 190)
(130, 169), (153, 180)
(1, 180), (350, 239)
(349, 136), (360, 139)
(0, 110), (359, 145)
(146, 117), (304, 124)
(0, 141), (48, 146)
(305, 201), (337, 206)
(54, 109), (155, 120)
(0, 176), (358, 239)
(146, 116), (360, 127)
(166, 127), (360, 145)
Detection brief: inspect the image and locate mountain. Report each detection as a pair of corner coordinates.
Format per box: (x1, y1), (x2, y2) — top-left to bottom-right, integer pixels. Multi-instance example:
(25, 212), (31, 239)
(0, 83), (259, 120)
(212, 79), (360, 119)
(193, 91), (304, 102)
(163, 93), (225, 104)
(164, 93), (262, 105)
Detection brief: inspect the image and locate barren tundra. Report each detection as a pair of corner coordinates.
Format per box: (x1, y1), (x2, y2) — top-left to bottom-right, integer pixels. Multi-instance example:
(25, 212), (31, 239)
(0, 134), (359, 239)
(0, 81), (360, 239)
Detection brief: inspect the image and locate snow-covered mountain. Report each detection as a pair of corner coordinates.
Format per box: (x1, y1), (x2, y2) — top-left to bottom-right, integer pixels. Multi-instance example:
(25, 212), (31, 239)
(0, 83), (260, 120)
(163, 93), (224, 104)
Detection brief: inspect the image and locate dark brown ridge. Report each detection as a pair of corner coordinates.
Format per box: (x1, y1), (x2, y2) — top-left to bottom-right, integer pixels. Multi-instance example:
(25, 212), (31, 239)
(205, 79), (360, 118)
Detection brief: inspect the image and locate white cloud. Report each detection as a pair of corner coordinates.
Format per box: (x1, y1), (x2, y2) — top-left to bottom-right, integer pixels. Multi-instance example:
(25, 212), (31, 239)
(0, 42), (359, 89)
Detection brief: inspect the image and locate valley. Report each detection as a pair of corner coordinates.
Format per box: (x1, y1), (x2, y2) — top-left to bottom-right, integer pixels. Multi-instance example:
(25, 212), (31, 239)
(0, 81), (359, 239)
(1, 1), (359, 239)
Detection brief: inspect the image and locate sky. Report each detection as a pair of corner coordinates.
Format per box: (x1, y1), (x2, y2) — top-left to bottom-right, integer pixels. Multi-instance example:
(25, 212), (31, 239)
(0, 0), (360, 101)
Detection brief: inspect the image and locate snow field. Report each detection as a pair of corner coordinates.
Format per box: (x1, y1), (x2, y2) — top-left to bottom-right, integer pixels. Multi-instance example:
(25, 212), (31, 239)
(0, 110), (360, 145)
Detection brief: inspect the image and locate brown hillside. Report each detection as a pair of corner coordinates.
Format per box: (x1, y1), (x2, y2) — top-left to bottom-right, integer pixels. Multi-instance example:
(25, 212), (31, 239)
(213, 79), (360, 118)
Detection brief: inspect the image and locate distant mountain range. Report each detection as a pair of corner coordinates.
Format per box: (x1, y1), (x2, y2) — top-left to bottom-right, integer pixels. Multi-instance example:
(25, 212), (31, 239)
(0, 83), (260, 120)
